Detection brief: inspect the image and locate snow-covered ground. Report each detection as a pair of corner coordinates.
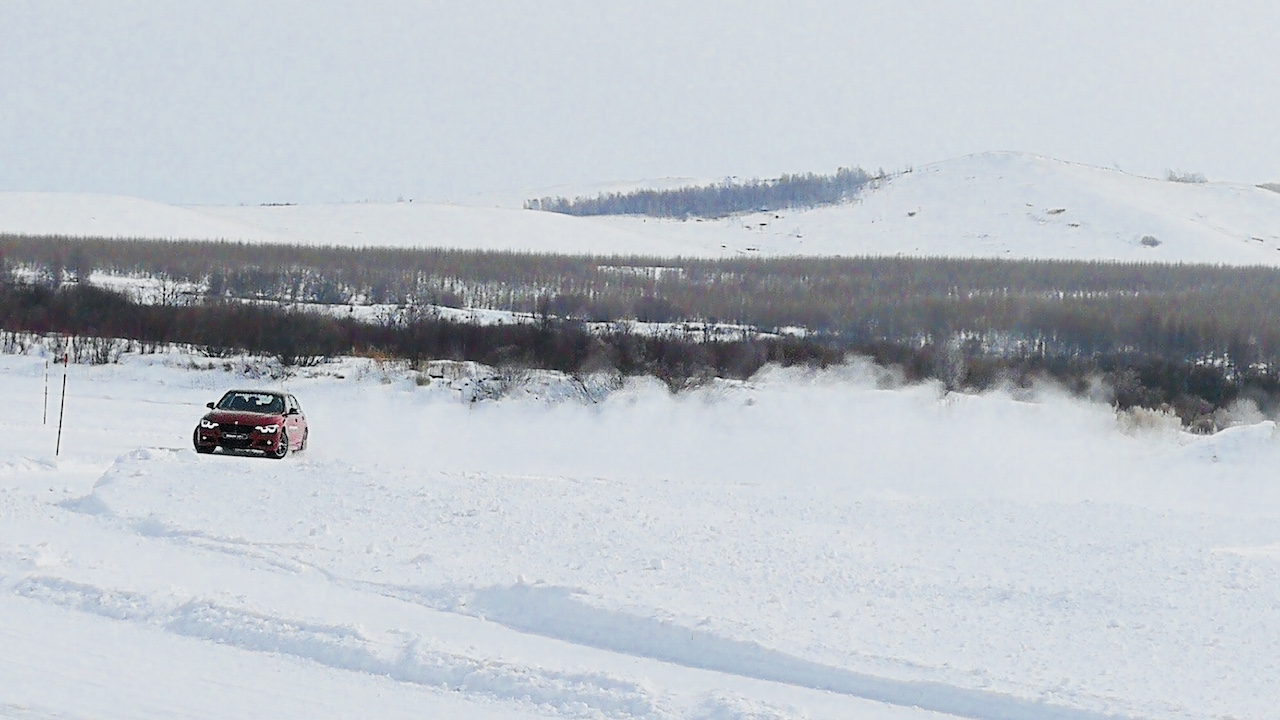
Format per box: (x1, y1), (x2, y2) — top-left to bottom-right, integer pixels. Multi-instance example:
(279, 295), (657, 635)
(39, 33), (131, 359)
(4, 348), (1280, 719)
(5, 153), (1280, 263)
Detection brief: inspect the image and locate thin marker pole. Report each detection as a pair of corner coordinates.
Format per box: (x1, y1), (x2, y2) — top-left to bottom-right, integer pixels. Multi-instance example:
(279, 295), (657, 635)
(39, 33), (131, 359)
(55, 355), (68, 457)
(43, 359), (49, 425)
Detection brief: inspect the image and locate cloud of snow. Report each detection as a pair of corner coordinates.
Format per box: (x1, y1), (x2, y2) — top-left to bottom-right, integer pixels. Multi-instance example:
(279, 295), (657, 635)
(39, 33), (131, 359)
(303, 358), (1280, 518)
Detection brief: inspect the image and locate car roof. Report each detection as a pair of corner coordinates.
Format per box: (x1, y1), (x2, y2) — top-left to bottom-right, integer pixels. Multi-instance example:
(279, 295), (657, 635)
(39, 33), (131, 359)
(223, 389), (286, 396)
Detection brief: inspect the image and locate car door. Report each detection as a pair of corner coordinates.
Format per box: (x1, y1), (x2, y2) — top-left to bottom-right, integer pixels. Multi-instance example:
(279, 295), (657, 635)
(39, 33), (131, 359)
(286, 394), (307, 448)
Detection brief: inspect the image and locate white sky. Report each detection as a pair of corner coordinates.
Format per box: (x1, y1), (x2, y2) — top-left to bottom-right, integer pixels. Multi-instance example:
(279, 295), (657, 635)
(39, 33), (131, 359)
(2, 1), (1278, 205)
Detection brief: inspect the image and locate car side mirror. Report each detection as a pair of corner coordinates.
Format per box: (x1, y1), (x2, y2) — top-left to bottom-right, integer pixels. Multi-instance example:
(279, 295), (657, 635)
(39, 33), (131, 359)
(206, 402), (215, 409)
(287, 408), (299, 415)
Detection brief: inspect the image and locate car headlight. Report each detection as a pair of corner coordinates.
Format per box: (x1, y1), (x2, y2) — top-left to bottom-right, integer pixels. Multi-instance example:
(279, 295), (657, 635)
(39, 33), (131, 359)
(200, 419), (219, 429)
(255, 424), (280, 434)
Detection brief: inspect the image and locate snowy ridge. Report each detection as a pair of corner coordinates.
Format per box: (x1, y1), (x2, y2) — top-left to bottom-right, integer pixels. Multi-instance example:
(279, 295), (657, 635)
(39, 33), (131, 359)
(4, 153), (1280, 264)
(0, 192), (286, 243)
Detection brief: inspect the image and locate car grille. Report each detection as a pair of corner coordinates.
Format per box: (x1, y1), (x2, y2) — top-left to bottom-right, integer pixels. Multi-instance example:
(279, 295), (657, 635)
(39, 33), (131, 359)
(217, 423), (257, 449)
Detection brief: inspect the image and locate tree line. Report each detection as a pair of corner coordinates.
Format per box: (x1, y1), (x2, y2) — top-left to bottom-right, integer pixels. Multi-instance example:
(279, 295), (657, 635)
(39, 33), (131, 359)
(523, 167), (875, 218)
(3, 279), (1279, 426)
(6, 235), (1280, 367)
(6, 235), (1280, 425)
(0, 281), (841, 389)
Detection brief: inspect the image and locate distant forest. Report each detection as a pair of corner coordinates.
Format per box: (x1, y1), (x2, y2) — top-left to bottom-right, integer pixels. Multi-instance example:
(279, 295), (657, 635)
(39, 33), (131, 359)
(524, 167), (875, 218)
(5, 234), (1280, 427)
(0, 281), (841, 388)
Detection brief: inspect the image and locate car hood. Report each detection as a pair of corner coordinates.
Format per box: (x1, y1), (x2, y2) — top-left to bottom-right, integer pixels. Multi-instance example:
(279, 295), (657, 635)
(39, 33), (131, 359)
(206, 409), (284, 425)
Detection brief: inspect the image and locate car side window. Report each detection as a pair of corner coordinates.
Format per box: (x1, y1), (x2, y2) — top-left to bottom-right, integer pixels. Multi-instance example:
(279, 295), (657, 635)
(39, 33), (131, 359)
(288, 395), (301, 414)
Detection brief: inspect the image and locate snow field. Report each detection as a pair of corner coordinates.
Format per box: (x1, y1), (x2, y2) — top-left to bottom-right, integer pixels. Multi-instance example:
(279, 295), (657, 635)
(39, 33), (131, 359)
(3, 351), (1280, 719)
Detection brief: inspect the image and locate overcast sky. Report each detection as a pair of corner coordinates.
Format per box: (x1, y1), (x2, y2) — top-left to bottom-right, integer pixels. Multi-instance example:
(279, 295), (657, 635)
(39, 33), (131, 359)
(2, 1), (1278, 205)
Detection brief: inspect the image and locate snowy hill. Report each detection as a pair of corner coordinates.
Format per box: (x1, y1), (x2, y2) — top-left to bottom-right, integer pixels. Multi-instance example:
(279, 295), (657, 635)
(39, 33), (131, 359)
(4, 153), (1280, 264)
(591, 152), (1280, 262)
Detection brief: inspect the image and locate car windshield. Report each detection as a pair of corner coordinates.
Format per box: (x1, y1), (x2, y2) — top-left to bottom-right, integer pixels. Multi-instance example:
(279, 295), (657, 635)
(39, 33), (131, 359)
(216, 392), (284, 414)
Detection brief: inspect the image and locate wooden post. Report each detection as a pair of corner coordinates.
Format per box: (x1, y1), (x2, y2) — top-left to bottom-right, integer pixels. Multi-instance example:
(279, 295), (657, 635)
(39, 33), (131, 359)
(55, 355), (68, 456)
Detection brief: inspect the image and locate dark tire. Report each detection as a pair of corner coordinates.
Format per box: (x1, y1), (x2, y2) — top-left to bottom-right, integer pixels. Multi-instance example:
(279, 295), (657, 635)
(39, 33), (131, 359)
(298, 429), (308, 452)
(270, 430), (290, 460)
(194, 429), (213, 454)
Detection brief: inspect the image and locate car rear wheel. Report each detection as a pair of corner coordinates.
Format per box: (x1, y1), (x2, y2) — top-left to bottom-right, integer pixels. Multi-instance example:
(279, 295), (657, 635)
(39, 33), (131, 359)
(271, 430), (290, 460)
(298, 429), (308, 452)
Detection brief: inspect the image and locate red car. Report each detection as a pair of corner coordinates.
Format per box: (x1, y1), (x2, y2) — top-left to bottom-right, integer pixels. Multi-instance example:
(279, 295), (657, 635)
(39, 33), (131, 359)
(193, 390), (308, 459)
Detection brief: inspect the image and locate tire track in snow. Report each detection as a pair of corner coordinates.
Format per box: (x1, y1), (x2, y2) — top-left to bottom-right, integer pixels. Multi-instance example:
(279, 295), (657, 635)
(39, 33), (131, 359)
(0, 704), (82, 720)
(369, 582), (1145, 720)
(59, 452), (1148, 720)
(12, 576), (780, 720)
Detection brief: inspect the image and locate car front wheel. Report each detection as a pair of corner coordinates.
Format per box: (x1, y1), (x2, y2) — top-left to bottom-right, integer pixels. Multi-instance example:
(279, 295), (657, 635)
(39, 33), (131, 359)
(271, 430), (289, 460)
(193, 429), (213, 454)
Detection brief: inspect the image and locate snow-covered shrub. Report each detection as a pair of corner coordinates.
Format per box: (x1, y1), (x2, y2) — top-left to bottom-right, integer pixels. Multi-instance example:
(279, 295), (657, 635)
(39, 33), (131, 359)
(1116, 405), (1182, 435)
(1212, 398), (1266, 429)
(1166, 169), (1207, 183)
